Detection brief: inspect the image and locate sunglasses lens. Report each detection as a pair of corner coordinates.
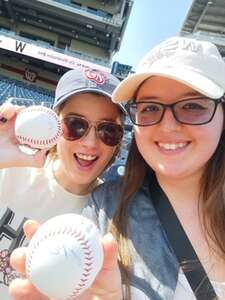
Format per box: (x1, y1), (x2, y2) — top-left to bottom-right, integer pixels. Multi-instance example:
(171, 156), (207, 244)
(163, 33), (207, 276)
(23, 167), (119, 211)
(63, 117), (88, 141)
(97, 123), (123, 146)
(62, 117), (123, 146)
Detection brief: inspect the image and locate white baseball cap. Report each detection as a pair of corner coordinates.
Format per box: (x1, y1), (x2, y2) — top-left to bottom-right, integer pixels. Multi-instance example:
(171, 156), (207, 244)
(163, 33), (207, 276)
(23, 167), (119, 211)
(112, 36), (225, 103)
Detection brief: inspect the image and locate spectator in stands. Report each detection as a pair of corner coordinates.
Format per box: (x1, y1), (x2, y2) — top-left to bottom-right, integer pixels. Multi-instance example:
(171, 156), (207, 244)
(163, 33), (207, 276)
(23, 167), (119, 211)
(9, 36), (225, 300)
(0, 68), (125, 300)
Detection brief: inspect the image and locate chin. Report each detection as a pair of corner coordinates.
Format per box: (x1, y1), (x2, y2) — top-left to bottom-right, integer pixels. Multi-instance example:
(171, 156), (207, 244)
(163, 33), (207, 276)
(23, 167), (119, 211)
(155, 164), (188, 178)
(76, 174), (97, 185)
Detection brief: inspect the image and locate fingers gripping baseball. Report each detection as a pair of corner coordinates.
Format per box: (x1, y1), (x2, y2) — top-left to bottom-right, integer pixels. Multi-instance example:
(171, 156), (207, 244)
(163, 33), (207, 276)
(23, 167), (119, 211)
(65, 233), (122, 300)
(15, 106), (62, 150)
(23, 220), (41, 240)
(0, 103), (23, 122)
(27, 149), (48, 168)
(9, 220), (49, 300)
(0, 104), (53, 168)
(9, 278), (49, 300)
(86, 233), (123, 300)
(0, 103), (20, 142)
(10, 220), (41, 274)
(24, 214), (104, 299)
(9, 218), (122, 300)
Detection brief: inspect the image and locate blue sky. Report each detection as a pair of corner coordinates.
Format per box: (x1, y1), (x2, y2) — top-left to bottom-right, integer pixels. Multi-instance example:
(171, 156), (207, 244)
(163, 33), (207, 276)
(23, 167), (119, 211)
(113, 0), (193, 70)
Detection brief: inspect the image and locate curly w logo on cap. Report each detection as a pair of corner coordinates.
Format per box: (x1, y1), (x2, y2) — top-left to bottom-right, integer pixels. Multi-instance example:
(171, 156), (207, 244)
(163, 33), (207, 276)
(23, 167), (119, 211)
(140, 37), (204, 69)
(84, 69), (106, 85)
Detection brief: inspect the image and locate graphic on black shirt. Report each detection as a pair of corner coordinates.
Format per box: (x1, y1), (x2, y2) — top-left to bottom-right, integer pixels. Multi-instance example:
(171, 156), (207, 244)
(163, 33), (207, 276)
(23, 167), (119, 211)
(0, 208), (27, 286)
(0, 249), (18, 286)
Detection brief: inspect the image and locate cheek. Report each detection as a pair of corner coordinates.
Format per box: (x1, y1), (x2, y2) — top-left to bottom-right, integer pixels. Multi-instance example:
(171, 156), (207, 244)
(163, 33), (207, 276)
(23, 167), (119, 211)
(196, 127), (223, 159)
(101, 145), (117, 162)
(56, 138), (73, 158)
(134, 126), (152, 151)
(199, 108), (224, 150)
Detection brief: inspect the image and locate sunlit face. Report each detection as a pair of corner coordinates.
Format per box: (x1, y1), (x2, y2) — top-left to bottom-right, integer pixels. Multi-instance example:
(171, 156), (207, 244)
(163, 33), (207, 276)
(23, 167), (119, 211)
(54, 93), (122, 193)
(134, 76), (224, 181)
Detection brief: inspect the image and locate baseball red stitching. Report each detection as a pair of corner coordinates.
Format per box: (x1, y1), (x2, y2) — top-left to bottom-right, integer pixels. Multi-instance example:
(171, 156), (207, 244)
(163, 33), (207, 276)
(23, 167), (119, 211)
(17, 106), (62, 148)
(26, 225), (94, 299)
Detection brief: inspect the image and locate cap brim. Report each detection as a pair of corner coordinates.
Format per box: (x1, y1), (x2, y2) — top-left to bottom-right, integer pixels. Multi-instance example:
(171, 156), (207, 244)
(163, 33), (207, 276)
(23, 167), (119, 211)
(53, 88), (126, 115)
(53, 88), (113, 109)
(112, 67), (224, 103)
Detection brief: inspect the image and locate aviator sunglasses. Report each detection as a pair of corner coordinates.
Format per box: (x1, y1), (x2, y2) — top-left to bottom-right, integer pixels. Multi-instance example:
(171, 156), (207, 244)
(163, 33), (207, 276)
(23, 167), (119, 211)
(62, 115), (123, 147)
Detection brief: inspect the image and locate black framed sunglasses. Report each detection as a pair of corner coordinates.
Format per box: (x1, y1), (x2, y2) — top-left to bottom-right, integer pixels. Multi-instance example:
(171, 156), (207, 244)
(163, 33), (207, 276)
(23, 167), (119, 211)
(125, 96), (225, 126)
(62, 116), (123, 147)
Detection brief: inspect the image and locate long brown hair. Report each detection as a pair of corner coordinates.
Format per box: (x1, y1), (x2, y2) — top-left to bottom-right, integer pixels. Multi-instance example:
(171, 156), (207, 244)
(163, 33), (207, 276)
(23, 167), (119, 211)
(110, 101), (225, 299)
(200, 127), (225, 255)
(110, 137), (148, 298)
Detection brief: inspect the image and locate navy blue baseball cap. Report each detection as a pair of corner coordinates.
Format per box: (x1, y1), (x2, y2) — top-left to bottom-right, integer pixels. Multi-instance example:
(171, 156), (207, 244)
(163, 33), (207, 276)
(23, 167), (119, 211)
(53, 68), (126, 114)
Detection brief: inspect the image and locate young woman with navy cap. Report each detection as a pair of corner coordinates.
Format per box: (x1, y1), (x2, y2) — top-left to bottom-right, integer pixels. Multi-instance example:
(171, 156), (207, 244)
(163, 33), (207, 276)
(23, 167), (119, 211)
(0, 68), (125, 300)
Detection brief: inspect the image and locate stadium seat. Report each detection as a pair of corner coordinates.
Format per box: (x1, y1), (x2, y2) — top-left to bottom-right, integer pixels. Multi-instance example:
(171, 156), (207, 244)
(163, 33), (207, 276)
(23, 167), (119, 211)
(0, 75), (54, 106)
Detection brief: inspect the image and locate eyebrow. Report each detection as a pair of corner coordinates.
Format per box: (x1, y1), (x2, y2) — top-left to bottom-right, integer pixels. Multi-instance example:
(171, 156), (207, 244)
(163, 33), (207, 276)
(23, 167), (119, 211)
(179, 91), (203, 98)
(63, 113), (118, 123)
(137, 91), (202, 101)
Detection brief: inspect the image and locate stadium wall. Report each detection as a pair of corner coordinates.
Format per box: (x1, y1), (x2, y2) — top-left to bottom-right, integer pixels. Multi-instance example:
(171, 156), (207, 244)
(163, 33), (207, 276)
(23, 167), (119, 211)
(70, 39), (109, 60)
(0, 55), (58, 90)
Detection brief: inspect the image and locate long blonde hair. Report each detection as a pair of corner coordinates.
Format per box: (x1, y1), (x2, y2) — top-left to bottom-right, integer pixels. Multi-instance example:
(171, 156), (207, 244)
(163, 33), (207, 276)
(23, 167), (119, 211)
(110, 103), (225, 299)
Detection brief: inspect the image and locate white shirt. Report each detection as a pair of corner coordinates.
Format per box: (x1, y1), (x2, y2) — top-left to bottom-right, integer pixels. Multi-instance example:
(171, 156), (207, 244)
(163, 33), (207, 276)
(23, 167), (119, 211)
(128, 272), (225, 300)
(174, 270), (225, 300)
(0, 161), (98, 300)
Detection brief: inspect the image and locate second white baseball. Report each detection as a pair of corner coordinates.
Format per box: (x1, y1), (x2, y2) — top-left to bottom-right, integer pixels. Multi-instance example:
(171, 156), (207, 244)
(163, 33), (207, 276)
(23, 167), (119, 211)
(26, 214), (104, 300)
(15, 105), (62, 149)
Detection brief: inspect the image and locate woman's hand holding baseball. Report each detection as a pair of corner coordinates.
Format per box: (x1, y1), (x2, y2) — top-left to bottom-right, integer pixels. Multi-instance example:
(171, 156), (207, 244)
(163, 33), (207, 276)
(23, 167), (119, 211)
(9, 220), (123, 300)
(0, 103), (47, 168)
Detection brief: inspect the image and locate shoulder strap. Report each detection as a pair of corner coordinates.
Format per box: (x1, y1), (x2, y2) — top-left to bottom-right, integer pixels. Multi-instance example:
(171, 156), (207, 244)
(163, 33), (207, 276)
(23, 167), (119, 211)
(149, 173), (218, 300)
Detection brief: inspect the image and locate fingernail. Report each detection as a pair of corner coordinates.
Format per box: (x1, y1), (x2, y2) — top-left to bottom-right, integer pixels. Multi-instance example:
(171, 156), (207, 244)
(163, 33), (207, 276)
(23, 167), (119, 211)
(45, 150), (50, 156)
(0, 117), (7, 123)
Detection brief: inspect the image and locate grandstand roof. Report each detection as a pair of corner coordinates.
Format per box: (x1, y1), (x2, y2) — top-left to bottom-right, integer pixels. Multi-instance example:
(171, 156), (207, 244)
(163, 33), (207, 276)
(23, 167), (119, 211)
(180, 0), (225, 56)
(0, 0), (133, 57)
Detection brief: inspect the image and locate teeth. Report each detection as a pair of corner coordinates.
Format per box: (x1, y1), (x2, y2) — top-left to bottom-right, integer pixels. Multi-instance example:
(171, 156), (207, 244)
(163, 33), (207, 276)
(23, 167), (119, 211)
(158, 142), (187, 150)
(76, 153), (97, 160)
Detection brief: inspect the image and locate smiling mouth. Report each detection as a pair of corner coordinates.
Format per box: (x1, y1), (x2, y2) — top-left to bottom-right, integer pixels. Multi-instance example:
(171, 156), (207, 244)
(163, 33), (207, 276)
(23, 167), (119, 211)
(76, 153), (97, 160)
(157, 142), (189, 150)
(74, 153), (98, 167)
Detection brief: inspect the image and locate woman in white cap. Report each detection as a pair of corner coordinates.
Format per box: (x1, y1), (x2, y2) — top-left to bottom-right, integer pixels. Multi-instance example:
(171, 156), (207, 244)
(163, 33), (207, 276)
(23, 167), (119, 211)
(0, 68), (124, 299)
(9, 36), (225, 300)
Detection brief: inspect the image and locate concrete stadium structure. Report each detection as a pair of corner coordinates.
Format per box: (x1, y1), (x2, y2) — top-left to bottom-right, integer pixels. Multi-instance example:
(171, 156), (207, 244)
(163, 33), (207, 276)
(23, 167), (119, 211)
(180, 0), (225, 57)
(0, 0), (133, 68)
(0, 0), (134, 103)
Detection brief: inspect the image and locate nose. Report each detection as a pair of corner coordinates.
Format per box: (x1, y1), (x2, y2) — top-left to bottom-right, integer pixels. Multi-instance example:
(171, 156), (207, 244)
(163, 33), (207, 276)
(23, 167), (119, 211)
(79, 125), (98, 147)
(159, 107), (181, 131)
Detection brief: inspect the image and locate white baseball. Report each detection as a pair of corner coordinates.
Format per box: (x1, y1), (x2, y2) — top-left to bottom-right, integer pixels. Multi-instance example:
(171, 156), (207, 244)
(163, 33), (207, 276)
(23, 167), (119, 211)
(26, 214), (104, 300)
(15, 105), (62, 149)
